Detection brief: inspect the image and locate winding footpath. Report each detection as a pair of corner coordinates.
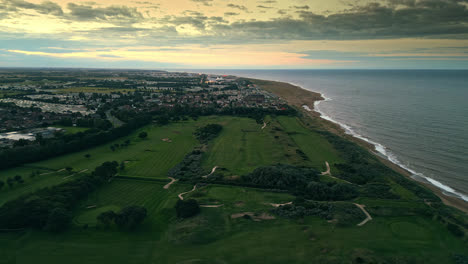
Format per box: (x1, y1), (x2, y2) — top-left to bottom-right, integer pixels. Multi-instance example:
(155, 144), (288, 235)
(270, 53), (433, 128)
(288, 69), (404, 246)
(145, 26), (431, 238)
(202, 166), (218, 178)
(321, 161), (331, 175)
(270, 201), (293, 207)
(178, 185), (197, 200)
(261, 122), (267, 130)
(321, 161), (353, 184)
(354, 203), (373, 226)
(163, 177), (178, 189)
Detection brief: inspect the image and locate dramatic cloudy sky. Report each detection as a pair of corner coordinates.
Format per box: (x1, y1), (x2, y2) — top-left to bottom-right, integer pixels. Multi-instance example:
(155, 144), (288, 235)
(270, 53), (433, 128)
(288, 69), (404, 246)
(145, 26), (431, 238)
(1, 0), (468, 68)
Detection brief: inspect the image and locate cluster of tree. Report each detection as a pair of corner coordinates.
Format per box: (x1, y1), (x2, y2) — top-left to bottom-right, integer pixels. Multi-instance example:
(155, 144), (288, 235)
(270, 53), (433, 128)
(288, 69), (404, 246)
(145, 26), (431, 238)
(273, 200), (364, 227)
(175, 199), (200, 218)
(167, 150), (205, 180)
(304, 182), (359, 201)
(361, 183), (400, 199)
(0, 161), (118, 232)
(241, 164), (358, 201)
(318, 130), (440, 202)
(0, 175), (25, 190)
(0, 114), (151, 170)
(97, 205), (147, 230)
(110, 140), (131, 152)
(242, 164), (319, 190)
(194, 124), (223, 143)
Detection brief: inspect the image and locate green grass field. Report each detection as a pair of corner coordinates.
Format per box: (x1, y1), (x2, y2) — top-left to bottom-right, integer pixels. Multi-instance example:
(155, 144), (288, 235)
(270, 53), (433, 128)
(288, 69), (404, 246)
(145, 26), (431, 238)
(0, 121), (198, 206)
(0, 115), (466, 263)
(1, 179), (464, 264)
(200, 115), (342, 176)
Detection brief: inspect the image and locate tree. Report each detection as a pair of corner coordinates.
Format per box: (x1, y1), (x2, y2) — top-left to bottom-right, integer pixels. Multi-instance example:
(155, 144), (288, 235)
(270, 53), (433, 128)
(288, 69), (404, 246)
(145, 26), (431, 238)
(114, 206), (147, 230)
(97, 210), (116, 227)
(14, 175), (23, 184)
(138, 132), (148, 139)
(175, 199), (200, 218)
(119, 161), (125, 171)
(6, 177), (14, 188)
(66, 167), (73, 174)
(84, 153), (91, 159)
(0, 180), (4, 190)
(44, 207), (71, 232)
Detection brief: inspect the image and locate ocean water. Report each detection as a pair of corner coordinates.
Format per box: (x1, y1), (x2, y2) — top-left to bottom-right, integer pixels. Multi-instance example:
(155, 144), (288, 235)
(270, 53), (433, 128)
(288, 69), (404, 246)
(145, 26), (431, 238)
(184, 69), (468, 202)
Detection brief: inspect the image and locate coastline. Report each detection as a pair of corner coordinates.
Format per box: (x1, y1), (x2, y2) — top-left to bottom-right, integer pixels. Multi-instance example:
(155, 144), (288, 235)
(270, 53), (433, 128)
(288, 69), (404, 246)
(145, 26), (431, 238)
(250, 78), (468, 214)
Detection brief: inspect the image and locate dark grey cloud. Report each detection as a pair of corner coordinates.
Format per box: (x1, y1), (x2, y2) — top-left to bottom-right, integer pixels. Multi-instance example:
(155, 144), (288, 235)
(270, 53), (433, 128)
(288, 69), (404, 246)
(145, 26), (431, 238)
(292, 5), (309, 10)
(160, 12), (227, 30)
(2, 0), (63, 15)
(227, 4), (249, 12)
(277, 9), (288, 15)
(224, 12), (239, 16)
(257, 5), (273, 9)
(66, 3), (143, 22)
(191, 0), (213, 6)
(213, 0), (468, 40)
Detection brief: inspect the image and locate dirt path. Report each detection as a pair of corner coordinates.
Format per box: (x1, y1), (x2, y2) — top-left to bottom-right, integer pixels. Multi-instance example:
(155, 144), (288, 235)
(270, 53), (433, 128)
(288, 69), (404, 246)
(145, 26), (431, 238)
(321, 161), (331, 175)
(63, 169), (88, 179)
(270, 201), (292, 207)
(40, 168), (65, 176)
(202, 166), (218, 178)
(354, 203), (372, 226)
(321, 161), (354, 184)
(164, 177), (178, 189)
(178, 185), (197, 200)
(200, 204), (224, 208)
(261, 122), (267, 130)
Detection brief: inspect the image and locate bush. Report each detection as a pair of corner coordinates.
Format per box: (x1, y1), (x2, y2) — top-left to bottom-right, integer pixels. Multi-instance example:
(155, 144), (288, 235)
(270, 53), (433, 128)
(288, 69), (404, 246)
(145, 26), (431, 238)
(194, 124), (222, 142)
(44, 207), (71, 232)
(175, 199), (200, 218)
(114, 206), (147, 230)
(138, 131), (148, 139)
(447, 223), (464, 237)
(242, 164), (318, 190)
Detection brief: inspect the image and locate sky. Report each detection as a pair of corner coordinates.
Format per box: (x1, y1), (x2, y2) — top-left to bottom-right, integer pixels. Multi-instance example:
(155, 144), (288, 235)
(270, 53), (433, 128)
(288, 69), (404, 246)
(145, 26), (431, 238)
(1, 0), (468, 69)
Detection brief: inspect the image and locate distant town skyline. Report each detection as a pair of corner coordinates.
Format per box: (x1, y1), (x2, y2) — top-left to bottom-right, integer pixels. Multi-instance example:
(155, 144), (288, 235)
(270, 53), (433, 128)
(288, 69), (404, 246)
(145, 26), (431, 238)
(1, 0), (468, 69)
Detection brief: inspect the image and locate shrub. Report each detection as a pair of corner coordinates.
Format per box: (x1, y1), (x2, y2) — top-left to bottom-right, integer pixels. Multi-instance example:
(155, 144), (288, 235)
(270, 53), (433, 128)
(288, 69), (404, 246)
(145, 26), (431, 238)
(175, 199), (200, 218)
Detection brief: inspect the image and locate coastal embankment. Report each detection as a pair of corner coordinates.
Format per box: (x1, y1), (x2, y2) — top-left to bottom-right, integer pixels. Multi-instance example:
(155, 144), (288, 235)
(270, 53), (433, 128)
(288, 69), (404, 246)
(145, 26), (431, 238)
(251, 78), (468, 214)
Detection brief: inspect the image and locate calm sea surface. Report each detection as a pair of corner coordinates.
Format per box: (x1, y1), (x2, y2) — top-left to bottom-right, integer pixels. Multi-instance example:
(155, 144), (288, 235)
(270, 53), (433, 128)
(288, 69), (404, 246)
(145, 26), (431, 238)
(180, 69), (468, 201)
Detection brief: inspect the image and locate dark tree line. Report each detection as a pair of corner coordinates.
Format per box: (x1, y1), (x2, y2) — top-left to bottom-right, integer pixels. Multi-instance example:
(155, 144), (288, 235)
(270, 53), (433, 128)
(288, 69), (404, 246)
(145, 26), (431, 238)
(0, 161), (119, 232)
(194, 124), (223, 143)
(242, 164), (359, 201)
(0, 115), (151, 170)
(97, 205), (147, 230)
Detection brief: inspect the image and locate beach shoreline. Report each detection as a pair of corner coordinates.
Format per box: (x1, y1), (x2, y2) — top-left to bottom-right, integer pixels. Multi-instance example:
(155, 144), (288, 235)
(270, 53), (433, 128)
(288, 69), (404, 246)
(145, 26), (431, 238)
(250, 78), (468, 214)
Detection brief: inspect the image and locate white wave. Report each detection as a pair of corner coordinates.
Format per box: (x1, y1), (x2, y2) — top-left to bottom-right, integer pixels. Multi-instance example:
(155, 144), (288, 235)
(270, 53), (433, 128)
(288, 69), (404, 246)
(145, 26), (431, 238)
(312, 89), (468, 202)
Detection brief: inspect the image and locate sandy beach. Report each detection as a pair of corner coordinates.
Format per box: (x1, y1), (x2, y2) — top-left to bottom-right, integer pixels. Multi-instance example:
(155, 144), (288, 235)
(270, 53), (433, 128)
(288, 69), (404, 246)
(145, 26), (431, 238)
(251, 78), (468, 214)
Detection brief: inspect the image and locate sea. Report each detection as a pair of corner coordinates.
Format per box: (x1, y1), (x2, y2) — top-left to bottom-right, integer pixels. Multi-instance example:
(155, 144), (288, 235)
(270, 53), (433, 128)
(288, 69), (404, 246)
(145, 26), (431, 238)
(180, 69), (468, 202)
